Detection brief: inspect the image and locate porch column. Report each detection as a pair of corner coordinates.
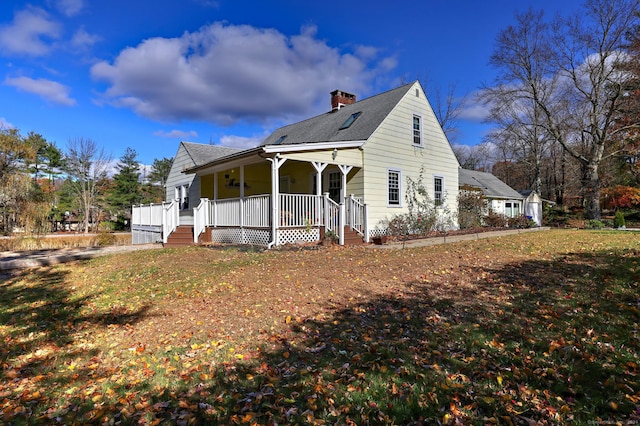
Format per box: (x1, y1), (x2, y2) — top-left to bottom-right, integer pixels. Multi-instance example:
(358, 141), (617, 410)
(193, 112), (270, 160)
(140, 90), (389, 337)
(337, 164), (353, 245)
(311, 161), (328, 228)
(213, 172), (218, 227)
(269, 155), (287, 247)
(239, 165), (245, 243)
(311, 161), (328, 196)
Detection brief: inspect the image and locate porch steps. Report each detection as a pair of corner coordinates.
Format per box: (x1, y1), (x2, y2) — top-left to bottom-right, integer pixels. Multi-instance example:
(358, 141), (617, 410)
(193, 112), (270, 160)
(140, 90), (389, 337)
(164, 226), (194, 247)
(342, 227), (365, 246)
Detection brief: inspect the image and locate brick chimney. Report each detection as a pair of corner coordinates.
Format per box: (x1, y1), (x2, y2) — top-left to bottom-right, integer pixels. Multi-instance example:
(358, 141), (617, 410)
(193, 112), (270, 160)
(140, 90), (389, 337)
(330, 90), (356, 111)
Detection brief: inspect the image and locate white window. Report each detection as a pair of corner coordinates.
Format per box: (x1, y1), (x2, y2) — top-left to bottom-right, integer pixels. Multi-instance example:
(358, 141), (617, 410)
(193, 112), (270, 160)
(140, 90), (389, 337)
(412, 114), (422, 146)
(434, 176), (443, 206)
(388, 169), (401, 206)
(505, 201), (520, 218)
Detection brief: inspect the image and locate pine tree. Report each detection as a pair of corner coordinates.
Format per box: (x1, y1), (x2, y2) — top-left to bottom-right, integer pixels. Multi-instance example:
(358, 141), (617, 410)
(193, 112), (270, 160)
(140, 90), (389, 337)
(108, 147), (142, 216)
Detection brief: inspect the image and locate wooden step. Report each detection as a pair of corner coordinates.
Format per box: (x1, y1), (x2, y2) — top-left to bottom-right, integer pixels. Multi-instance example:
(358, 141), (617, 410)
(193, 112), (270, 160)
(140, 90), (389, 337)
(164, 226), (194, 247)
(342, 227), (364, 245)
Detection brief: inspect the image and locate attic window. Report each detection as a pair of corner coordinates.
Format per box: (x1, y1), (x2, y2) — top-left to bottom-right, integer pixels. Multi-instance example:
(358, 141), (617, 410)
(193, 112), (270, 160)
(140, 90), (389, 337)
(274, 135), (287, 145)
(339, 112), (362, 130)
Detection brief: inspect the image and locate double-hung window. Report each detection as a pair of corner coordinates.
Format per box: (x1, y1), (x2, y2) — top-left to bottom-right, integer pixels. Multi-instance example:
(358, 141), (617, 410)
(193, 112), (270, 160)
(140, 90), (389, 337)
(388, 169), (401, 206)
(412, 114), (422, 146)
(434, 176), (443, 206)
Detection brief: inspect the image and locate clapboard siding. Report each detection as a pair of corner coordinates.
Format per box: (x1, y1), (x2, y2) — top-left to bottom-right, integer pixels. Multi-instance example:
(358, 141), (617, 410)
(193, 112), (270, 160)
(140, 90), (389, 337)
(165, 143), (198, 208)
(362, 81), (459, 229)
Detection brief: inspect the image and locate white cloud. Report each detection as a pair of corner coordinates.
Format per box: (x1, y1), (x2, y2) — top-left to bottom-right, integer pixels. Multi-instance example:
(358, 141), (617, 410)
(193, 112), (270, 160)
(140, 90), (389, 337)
(219, 133), (268, 149)
(0, 117), (15, 129)
(0, 7), (61, 56)
(53, 0), (85, 17)
(91, 22), (395, 125)
(458, 91), (490, 122)
(153, 129), (199, 139)
(4, 76), (76, 106)
(71, 27), (100, 50)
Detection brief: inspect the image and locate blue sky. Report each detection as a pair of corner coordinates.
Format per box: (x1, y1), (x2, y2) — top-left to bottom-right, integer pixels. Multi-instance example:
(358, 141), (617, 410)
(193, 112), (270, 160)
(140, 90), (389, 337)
(0, 0), (583, 166)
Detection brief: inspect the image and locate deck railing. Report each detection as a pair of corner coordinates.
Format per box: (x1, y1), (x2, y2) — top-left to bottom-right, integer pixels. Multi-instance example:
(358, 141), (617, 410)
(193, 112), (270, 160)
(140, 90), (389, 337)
(243, 195), (271, 227)
(193, 198), (209, 243)
(279, 194), (323, 227)
(162, 201), (179, 243)
(132, 203), (163, 227)
(348, 194), (368, 240)
(134, 193), (367, 246)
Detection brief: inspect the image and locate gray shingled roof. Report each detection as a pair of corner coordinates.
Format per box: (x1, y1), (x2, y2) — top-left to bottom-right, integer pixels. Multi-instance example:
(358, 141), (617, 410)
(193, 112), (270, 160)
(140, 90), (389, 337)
(260, 82), (416, 146)
(181, 142), (242, 166)
(459, 168), (523, 199)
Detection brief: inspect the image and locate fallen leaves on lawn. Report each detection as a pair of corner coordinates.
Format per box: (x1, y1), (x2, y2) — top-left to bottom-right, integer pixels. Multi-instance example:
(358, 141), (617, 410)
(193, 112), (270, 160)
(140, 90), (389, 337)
(1, 231), (640, 424)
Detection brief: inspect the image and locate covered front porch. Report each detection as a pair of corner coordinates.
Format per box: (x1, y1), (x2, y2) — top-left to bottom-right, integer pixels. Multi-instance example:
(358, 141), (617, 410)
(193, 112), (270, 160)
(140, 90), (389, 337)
(132, 192), (368, 247)
(132, 146), (369, 247)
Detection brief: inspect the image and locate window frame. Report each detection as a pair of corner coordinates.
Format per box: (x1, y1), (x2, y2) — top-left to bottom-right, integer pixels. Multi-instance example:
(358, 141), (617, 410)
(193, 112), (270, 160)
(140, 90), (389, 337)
(433, 175), (444, 207)
(412, 114), (423, 147)
(387, 169), (402, 207)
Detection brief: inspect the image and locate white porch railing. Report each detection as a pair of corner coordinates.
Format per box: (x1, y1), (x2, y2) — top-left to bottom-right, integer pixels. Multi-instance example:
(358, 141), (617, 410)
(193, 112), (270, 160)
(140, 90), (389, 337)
(132, 203), (163, 227)
(279, 194), (322, 227)
(136, 194), (367, 246)
(348, 194), (369, 242)
(324, 194), (340, 234)
(193, 198), (209, 243)
(162, 201), (179, 243)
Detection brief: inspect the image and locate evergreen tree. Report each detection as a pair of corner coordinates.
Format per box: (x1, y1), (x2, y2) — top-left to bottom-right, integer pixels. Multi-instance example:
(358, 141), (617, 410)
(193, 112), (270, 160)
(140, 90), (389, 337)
(108, 147), (142, 215)
(142, 156), (173, 203)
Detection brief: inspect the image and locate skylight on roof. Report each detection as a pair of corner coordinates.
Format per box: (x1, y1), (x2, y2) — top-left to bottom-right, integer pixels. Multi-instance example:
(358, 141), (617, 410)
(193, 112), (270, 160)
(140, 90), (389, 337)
(274, 135), (287, 145)
(339, 112), (362, 130)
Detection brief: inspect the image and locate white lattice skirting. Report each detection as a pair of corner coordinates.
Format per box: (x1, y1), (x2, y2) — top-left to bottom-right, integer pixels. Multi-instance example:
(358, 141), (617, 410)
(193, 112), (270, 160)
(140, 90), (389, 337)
(208, 227), (321, 247)
(210, 228), (272, 247)
(277, 228), (320, 245)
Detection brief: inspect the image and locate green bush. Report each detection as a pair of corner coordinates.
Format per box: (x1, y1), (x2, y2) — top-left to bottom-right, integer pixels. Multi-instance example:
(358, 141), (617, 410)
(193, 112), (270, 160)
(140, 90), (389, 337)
(614, 211), (626, 228)
(585, 219), (604, 229)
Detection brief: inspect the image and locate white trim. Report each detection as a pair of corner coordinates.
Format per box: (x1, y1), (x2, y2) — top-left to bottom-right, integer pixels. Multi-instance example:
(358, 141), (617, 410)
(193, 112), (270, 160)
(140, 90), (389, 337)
(433, 175), (444, 207)
(387, 168), (402, 207)
(262, 140), (366, 153)
(412, 113), (424, 147)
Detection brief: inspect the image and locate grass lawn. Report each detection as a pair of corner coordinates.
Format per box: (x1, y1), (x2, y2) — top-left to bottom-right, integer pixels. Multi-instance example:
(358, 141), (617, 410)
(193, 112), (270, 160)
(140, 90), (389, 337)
(1, 229), (639, 424)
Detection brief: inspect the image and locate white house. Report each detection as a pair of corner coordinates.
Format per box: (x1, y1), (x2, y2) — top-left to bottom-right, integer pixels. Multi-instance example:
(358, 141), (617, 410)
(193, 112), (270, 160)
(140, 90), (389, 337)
(458, 168), (524, 218)
(132, 81), (460, 247)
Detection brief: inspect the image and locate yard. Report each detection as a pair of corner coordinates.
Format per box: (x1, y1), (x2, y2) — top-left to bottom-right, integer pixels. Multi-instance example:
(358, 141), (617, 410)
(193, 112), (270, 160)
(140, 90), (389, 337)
(1, 230), (639, 424)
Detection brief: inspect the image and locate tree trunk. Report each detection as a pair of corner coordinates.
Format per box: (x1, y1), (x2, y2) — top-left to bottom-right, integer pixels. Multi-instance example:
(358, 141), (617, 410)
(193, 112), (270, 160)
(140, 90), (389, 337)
(582, 162), (601, 220)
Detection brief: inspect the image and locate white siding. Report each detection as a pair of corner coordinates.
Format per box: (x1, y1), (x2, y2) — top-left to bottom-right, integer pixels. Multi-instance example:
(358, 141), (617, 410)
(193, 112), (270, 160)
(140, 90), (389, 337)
(165, 143), (199, 209)
(362, 82), (460, 230)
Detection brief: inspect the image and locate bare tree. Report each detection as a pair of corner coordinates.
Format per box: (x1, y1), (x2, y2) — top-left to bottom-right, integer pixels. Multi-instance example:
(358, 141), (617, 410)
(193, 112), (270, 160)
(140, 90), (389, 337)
(64, 138), (111, 233)
(484, 0), (640, 218)
(402, 73), (469, 144)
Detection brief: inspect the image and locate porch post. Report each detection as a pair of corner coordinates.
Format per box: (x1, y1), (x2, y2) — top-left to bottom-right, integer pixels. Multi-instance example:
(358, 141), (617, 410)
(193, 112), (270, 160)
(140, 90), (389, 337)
(337, 164), (353, 245)
(269, 155), (287, 247)
(311, 161), (328, 196)
(240, 165), (245, 243)
(213, 172), (218, 227)
(311, 161), (328, 228)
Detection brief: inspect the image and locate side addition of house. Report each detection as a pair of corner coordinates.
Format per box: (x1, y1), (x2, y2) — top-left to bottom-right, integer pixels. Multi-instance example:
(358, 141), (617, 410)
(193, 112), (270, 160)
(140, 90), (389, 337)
(132, 81), (460, 247)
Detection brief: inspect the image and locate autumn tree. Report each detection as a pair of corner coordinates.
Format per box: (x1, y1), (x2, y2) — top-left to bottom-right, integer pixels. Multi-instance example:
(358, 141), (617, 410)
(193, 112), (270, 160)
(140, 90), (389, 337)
(63, 138), (111, 233)
(0, 128), (46, 234)
(484, 0), (640, 219)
